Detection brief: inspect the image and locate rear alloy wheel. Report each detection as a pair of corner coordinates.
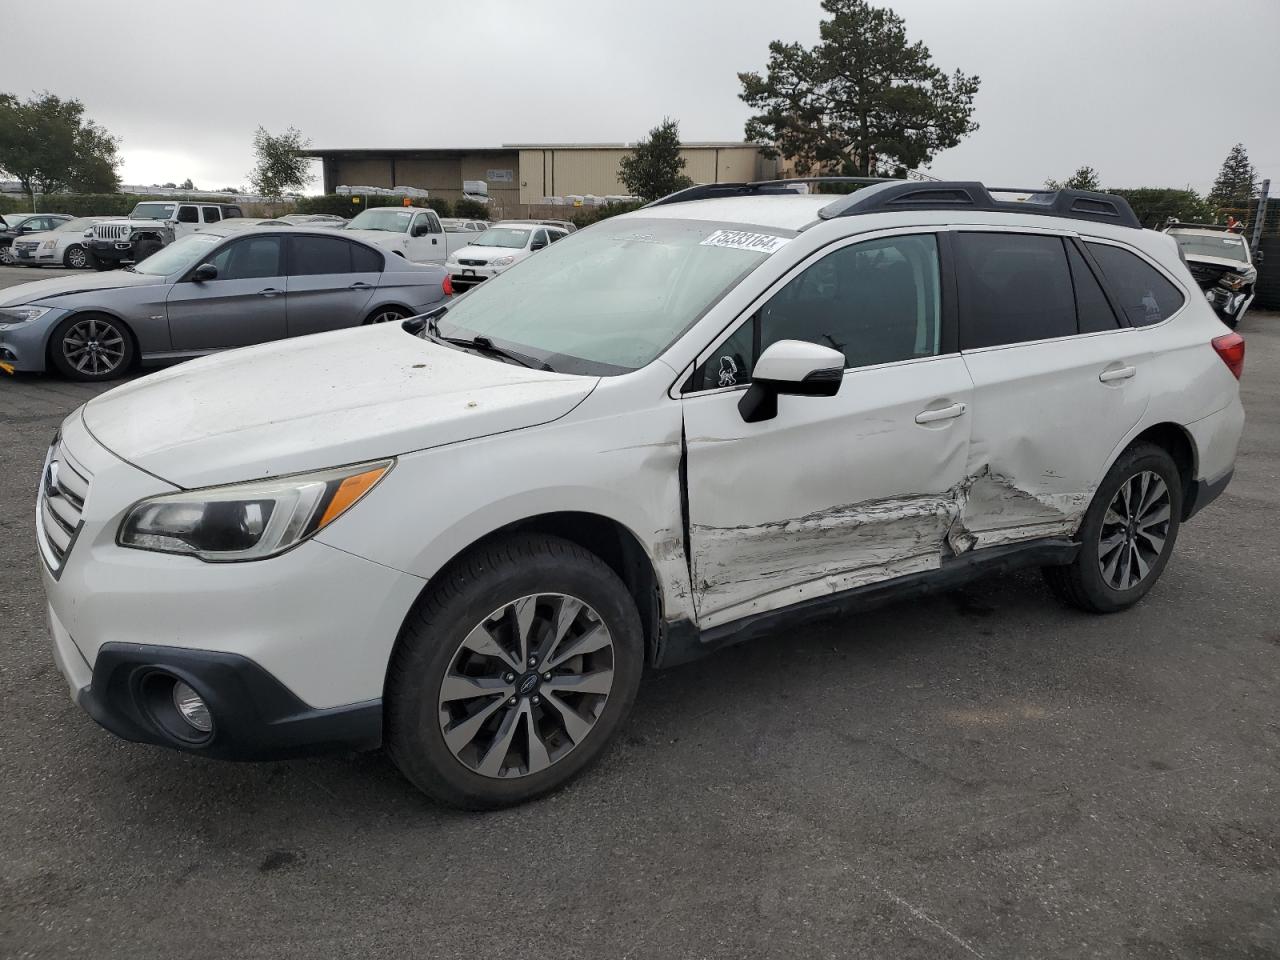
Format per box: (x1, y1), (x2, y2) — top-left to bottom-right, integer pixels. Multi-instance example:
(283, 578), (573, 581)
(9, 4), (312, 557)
(1043, 442), (1182, 613)
(49, 314), (134, 381)
(63, 244), (89, 269)
(386, 535), (643, 809)
(366, 307), (409, 325)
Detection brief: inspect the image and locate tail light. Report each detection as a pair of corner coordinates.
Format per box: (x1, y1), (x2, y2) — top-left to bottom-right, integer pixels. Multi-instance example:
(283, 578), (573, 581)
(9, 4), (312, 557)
(1211, 332), (1245, 380)
(442, 275), (454, 297)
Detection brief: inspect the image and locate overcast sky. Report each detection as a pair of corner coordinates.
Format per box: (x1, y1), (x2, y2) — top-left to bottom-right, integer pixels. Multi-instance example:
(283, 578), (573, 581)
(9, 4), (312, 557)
(6, 0), (1279, 195)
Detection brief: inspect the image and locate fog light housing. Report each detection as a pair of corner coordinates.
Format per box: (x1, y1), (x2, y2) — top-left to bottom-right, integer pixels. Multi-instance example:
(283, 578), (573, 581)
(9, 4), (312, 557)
(172, 681), (212, 733)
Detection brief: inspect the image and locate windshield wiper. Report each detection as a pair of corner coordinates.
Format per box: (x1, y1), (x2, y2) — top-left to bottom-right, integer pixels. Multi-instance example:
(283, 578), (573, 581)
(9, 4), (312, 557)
(406, 307), (552, 371)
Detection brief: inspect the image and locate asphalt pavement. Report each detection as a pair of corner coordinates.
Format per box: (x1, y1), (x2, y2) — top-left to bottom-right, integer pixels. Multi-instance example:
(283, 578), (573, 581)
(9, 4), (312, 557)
(1, 264), (1277, 958)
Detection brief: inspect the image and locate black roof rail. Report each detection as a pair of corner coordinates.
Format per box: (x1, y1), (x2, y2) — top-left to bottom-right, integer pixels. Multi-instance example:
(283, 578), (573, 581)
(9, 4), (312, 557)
(816, 181), (1142, 229)
(645, 176), (894, 207)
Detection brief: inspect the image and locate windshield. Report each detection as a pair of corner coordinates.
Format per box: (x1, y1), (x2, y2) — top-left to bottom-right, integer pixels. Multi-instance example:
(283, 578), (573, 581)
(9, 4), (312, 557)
(472, 227), (531, 248)
(131, 203), (176, 220)
(57, 218), (96, 233)
(1173, 233), (1249, 263)
(347, 209), (413, 233)
(435, 218), (788, 375)
(132, 232), (223, 275)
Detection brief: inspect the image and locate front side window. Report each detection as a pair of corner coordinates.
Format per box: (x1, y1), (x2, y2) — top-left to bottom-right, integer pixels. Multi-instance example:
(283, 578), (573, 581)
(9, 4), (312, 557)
(1086, 242), (1186, 327)
(956, 232), (1076, 349)
(435, 217), (787, 375)
(207, 236), (284, 280)
(177, 206), (199, 224)
(290, 235), (353, 275)
(695, 233), (942, 389)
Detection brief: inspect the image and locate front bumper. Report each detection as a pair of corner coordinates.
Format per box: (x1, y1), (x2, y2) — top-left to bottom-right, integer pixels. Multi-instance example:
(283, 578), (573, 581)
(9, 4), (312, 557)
(88, 240), (132, 262)
(449, 263), (503, 290)
(12, 243), (52, 264)
(0, 307), (68, 372)
(40, 412), (427, 758)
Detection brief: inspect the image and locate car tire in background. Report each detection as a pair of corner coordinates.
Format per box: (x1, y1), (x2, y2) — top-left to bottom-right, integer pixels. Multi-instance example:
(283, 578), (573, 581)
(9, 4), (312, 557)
(48, 313), (135, 382)
(385, 534), (644, 809)
(0, 243), (14, 266)
(63, 244), (90, 270)
(1043, 442), (1182, 614)
(364, 307), (410, 325)
(132, 238), (163, 264)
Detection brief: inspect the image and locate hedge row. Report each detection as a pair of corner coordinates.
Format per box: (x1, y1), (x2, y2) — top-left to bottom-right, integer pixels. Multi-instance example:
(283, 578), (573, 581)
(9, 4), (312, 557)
(0, 193), (286, 218)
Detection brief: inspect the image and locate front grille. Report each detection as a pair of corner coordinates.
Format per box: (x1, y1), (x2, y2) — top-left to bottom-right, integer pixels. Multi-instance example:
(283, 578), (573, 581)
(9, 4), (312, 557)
(93, 224), (129, 241)
(450, 274), (487, 286)
(14, 241), (38, 253)
(458, 258), (487, 267)
(36, 437), (91, 574)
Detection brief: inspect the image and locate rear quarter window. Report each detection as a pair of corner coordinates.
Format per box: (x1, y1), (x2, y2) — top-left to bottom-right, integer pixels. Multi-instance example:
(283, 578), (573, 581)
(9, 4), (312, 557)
(1085, 242), (1185, 327)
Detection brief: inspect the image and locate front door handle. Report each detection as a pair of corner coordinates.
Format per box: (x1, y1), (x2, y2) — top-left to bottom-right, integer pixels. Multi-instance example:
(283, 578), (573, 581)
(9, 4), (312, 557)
(1099, 364), (1136, 383)
(348, 281), (373, 290)
(257, 287), (282, 298)
(915, 402), (967, 424)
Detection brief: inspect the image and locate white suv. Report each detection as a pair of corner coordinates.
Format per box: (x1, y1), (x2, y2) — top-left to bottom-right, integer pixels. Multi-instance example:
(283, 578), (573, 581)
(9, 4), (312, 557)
(37, 180), (1245, 809)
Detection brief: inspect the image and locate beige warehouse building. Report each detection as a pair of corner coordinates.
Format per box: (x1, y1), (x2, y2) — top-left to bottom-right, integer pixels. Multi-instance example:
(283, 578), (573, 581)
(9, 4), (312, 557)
(304, 142), (779, 214)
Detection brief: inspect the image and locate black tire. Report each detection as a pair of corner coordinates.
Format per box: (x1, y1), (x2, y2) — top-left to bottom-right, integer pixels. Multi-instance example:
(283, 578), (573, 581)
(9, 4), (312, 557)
(132, 238), (162, 264)
(63, 244), (90, 270)
(386, 534), (644, 809)
(48, 313), (135, 381)
(1043, 442), (1182, 613)
(364, 306), (409, 325)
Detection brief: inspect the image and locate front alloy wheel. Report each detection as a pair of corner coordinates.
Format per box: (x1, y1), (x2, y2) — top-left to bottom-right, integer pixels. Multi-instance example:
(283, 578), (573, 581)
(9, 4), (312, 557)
(1097, 471), (1171, 591)
(50, 314), (134, 381)
(0, 244), (14, 265)
(438, 593), (615, 779)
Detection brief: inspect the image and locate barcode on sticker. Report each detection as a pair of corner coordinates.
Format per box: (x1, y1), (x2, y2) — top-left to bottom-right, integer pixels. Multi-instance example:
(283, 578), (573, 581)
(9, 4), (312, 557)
(700, 229), (790, 254)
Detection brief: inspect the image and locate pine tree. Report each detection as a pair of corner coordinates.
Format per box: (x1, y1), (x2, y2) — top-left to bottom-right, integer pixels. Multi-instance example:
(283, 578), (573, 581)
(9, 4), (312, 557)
(1208, 144), (1258, 206)
(617, 118), (693, 202)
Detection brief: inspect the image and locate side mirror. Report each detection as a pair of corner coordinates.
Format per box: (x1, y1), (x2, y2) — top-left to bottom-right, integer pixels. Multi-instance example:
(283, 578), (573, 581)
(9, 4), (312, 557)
(411, 224), (430, 237)
(530, 240), (547, 251)
(192, 263), (218, 282)
(738, 340), (845, 423)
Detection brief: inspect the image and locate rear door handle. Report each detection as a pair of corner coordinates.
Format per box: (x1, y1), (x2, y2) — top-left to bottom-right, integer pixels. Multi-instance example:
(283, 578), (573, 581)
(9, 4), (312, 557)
(348, 281), (373, 290)
(915, 402), (967, 424)
(1099, 364), (1136, 383)
(257, 287), (282, 298)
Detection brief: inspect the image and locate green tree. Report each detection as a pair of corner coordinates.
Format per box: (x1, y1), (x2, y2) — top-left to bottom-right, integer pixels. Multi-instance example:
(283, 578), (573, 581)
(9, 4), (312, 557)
(180, 178), (195, 190)
(1208, 143), (1258, 206)
(0, 92), (121, 201)
(738, 0), (980, 176)
(617, 118), (693, 202)
(1046, 165), (1101, 191)
(1107, 187), (1215, 228)
(248, 125), (313, 199)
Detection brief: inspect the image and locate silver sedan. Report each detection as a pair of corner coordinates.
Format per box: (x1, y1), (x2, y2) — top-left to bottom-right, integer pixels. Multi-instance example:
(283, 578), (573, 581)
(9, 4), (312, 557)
(0, 226), (450, 381)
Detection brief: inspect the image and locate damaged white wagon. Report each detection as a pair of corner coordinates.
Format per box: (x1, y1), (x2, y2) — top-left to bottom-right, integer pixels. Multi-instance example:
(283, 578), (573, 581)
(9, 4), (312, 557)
(38, 180), (1245, 808)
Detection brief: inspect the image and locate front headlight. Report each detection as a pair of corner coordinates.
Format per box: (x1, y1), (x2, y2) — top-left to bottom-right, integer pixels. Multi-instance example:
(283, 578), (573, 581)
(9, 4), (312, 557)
(118, 460), (393, 561)
(41, 240), (55, 251)
(0, 305), (53, 324)
(490, 256), (515, 267)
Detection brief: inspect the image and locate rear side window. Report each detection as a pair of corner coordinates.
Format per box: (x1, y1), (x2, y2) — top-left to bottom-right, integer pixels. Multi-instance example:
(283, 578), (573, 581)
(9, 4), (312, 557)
(350, 242), (383, 273)
(1067, 242), (1120, 333)
(956, 233), (1076, 348)
(177, 206), (199, 224)
(290, 235), (352, 275)
(201, 207), (222, 223)
(1085, 242), (1185, 327)
(225, 206), (243, 219)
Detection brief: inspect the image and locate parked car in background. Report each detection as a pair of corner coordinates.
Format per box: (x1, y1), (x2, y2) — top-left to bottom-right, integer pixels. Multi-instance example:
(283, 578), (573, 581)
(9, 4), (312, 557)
(504, 218), (577, 234)
(0, 226), (449, 380)
(31, 180), (1244, 808)
(343, 206), (453, 264)
(1, 213), (73, 265)
(1164, 221), (1258, 328)
(446, 221), (568, 291)
(440, 218), (490, 233)
(86, 201), (244, 270)
(10, 217), (112, 269)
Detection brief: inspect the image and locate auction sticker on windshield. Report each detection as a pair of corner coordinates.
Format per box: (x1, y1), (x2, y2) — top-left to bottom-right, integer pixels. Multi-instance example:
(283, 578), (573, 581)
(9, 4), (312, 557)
(700, 229), (790, 254)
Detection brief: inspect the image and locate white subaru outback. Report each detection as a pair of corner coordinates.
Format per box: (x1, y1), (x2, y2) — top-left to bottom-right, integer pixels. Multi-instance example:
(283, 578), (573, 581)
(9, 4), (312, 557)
(37, 180), (1245, 809)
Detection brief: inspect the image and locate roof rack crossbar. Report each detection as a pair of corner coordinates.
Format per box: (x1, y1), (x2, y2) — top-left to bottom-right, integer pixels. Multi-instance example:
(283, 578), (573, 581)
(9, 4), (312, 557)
(816, 181), (1142, 228)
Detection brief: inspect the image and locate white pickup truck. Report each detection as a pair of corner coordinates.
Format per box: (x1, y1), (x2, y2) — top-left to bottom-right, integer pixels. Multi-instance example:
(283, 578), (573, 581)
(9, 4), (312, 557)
(343, 207), (477, 265)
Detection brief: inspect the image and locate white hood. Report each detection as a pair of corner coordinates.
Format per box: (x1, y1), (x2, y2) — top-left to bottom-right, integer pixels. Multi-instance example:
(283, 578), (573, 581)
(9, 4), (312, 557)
(344, 229), (410, 252)
(81, 324), (597, 488)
